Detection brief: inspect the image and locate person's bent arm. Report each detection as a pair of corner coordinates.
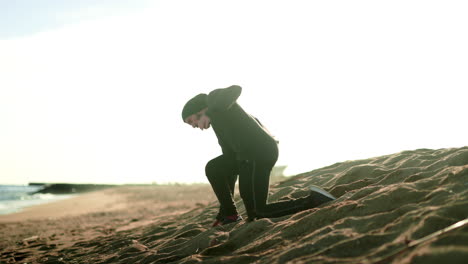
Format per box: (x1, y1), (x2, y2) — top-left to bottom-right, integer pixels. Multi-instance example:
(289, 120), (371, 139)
(205, 85), (242, 116)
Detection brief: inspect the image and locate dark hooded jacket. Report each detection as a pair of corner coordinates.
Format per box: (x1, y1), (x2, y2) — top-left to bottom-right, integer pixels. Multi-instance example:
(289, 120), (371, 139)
(204, 85), (278, 161)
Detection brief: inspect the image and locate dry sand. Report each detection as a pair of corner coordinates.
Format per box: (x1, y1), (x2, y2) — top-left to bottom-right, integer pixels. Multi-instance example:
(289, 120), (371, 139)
(1, 147), (467, 264)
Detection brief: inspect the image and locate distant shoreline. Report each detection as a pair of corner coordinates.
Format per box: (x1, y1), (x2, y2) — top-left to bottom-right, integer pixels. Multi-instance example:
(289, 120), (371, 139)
(30, 183), (118, 194)
(28, 182), (212, 194)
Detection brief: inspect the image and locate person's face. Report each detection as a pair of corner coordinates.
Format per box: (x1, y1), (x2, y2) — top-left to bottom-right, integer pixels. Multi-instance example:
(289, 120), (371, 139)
(184, 108), (207, 129)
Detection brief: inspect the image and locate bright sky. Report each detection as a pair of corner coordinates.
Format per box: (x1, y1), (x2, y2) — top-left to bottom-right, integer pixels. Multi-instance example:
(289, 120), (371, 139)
(1, 0), (467, 185)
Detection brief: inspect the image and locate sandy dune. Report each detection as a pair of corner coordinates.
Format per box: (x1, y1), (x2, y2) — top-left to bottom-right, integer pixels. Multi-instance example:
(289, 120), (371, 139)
(1, 147), (467, 263)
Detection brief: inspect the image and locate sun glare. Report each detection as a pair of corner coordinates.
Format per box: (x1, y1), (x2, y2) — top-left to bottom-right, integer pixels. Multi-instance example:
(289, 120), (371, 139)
(1, 1), (467, 185)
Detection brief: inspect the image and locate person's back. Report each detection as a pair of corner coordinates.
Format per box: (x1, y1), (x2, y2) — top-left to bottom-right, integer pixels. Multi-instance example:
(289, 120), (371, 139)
(208, 97), (278, 161)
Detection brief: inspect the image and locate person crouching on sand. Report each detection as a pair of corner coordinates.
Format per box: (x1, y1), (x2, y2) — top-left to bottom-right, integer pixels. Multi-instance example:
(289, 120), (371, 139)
(182, 85), (336, 226)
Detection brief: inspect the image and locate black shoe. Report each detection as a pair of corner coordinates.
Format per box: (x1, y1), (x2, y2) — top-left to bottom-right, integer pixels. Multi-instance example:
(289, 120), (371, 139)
(221, 214), (243, 225)
(306, 186), (336, 207)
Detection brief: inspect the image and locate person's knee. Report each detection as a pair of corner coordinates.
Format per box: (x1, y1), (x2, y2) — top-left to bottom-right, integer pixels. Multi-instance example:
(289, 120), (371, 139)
(205, 158), (218, 180)
(206, 155), (237, 179)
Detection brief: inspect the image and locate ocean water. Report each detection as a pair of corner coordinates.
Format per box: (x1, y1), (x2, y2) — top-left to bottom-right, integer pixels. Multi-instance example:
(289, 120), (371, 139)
(0, 185), (75, 215)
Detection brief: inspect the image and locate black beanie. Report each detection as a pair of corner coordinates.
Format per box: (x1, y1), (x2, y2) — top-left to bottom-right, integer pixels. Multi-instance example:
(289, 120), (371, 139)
(182, 93), (208, 121)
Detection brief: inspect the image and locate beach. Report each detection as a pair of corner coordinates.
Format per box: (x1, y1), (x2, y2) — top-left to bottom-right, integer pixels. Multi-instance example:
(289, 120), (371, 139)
(1, 147), (467, 264)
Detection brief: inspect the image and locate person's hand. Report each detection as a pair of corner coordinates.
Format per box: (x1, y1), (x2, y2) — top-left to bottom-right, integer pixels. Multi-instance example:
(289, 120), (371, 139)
(197, 114), (211, 130)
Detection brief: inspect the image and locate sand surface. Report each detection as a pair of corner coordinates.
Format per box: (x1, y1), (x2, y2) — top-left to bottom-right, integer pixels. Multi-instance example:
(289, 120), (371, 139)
(1, 147), (467, 264)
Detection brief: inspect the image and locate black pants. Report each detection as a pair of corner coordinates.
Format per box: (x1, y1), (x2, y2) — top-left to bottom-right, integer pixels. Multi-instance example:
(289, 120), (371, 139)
(205, 155), (314, 220)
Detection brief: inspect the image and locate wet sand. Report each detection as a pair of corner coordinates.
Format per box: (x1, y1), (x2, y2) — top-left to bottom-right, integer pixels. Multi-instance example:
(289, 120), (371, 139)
(1, 147), (467, 264)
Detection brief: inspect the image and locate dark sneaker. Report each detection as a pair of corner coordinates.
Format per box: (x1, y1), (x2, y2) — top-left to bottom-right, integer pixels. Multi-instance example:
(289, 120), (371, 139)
(212, 219), (222, 227)
(306, 186), (336, 207)
(221, 215), (243, 225)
